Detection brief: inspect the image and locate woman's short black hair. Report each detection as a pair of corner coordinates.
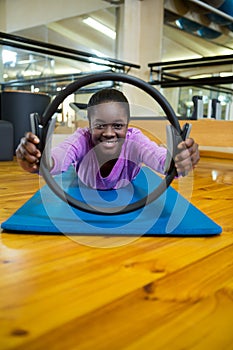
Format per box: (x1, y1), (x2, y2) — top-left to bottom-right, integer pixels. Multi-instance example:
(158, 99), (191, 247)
(87, 88), (130, 121)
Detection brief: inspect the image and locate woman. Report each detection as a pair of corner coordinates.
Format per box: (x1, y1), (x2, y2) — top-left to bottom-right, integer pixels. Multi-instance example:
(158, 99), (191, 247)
(16, 88), (200, 189)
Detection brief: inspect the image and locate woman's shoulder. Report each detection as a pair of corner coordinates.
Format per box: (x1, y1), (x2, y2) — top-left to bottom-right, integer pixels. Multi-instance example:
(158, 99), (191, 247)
(73, 127), (90, 136)
(71, 127), (91, 141)
(126, 127), (146, 140)
(127, 126), (143, 136)
(60, 127), (91, 148)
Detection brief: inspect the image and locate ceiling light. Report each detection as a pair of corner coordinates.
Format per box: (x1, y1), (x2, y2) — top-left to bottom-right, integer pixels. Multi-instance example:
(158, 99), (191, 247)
(22, 70), (41, 77)
(220, 72), (233, 77)
(2, 49), (17, 65)
(17, 59), (37, 65)
(104, 0), (124, 3)
(83, 17), (116, 40)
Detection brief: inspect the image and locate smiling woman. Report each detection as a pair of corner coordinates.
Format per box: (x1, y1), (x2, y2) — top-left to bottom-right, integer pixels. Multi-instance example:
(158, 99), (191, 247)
(15, 72), (200, 216)
(88, 101), (130, 177)
(88, 90), (129, 155)
(47, 87), (169, 191)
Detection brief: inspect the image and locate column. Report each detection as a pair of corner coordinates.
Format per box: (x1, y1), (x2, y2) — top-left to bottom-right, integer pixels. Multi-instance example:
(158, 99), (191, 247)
(117, 0), (164, 116)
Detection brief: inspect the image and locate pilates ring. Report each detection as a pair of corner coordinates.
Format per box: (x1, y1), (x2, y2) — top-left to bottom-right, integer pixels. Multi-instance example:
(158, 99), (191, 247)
(38, 72), (188, 215)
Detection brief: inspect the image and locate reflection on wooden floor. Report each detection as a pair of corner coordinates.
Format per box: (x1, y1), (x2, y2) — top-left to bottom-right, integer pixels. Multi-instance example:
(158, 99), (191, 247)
(0, 156), (233, 350)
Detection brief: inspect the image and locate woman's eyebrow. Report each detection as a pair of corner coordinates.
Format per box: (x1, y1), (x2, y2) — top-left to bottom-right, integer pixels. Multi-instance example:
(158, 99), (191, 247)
(93, 119), (105, 123)
(93, 119), (126, 123)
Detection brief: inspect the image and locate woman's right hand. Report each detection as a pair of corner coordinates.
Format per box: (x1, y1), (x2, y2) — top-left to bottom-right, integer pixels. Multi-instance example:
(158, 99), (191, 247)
(16, 132), (41, 173)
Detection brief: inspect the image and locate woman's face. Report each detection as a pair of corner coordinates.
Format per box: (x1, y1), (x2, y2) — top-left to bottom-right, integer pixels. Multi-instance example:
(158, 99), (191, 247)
(89, 101), (129, 160)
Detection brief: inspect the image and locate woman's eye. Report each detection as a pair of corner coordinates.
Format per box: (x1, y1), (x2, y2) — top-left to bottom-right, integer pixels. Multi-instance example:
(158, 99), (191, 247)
(95, 124), (104, 129)
(93, 123), (125, 130)
(113, 123), (123, 129)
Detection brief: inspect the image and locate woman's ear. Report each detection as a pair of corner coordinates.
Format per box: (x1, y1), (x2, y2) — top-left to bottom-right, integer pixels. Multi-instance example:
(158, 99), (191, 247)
(88, 119), (92, 132)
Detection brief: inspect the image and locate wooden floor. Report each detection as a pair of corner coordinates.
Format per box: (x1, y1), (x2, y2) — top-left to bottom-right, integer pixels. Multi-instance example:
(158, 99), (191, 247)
(0, 157), (233, 350)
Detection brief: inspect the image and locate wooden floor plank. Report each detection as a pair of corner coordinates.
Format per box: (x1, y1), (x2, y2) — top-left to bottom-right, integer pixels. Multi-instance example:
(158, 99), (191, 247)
(0, 156), (233, 350)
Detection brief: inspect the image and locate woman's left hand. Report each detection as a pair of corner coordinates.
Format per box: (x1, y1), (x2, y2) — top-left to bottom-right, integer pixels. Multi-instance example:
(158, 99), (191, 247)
(175, 138), (200, 176)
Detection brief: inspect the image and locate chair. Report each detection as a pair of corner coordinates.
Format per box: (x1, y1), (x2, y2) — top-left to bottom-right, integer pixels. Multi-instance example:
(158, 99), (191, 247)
(0, 120), (14, 160)
(1, 90), (51, 151)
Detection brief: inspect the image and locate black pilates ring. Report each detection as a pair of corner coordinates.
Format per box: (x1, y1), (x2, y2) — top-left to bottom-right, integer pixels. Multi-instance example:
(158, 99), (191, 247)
(39, 72), (183, 215)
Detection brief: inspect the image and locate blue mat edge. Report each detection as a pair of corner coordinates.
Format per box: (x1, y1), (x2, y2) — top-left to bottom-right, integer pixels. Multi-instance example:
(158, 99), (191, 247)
(1, 167), (222, 236)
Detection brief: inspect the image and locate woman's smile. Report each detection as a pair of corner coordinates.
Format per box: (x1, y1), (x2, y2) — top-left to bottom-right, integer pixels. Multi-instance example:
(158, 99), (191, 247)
(89, 101), (129, 158)
(100, 139), (118, 146)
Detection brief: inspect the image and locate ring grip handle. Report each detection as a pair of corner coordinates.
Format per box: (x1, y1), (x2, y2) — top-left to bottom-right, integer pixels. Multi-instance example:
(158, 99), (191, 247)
(30, 112), (57, 169)
(39, 72), (186, 215)
(164, 123), (192, 175)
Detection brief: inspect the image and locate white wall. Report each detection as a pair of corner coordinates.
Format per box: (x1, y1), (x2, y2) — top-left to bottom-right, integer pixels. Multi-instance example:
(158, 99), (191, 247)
(0, 0), (6, 31)
(3, 0), (110, 32)
(117, 0), (164, 114)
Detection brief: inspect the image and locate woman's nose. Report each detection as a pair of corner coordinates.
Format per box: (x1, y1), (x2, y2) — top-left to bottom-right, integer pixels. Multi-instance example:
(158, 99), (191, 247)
(103, 125), (115, 136)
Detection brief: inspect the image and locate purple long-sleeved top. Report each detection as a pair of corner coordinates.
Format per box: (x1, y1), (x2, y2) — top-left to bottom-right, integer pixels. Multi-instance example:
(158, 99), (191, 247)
(51, 127), (167, 189)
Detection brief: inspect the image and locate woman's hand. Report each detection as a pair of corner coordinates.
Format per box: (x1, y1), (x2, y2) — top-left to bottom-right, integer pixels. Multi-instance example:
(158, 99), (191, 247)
(16, 132), (41, 173)
(175, 138), (200, 176)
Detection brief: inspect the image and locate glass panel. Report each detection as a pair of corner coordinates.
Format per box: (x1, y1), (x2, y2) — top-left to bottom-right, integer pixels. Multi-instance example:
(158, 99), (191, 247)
(0, 45), (117, 95)
(178, 86), (232, 120)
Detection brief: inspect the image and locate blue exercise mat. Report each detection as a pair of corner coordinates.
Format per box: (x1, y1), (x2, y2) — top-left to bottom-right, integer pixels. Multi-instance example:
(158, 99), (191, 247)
(1, 167), (222, 236)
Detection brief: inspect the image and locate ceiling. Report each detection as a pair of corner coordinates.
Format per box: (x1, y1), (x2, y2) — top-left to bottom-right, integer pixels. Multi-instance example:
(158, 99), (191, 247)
(4, 0), (233, 81)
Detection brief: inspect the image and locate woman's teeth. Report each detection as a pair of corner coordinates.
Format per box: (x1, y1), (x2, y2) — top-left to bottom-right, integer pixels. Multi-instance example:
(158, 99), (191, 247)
(102, 140), (117, 143)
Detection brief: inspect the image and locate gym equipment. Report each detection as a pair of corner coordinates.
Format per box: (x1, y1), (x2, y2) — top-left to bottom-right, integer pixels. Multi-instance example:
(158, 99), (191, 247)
(207, 98), (222, 119)
(206, 0), (233, 25)
(187, 0), (225, 14)
(176, 17), (202, 33)
(197, 26), (222, 39)
(191, 96), (204, 119)
(0, 120), (13, 160)
(31, 72), (191, 215)
(1, 91), (50, 151)
(1, 166), (222, 236)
